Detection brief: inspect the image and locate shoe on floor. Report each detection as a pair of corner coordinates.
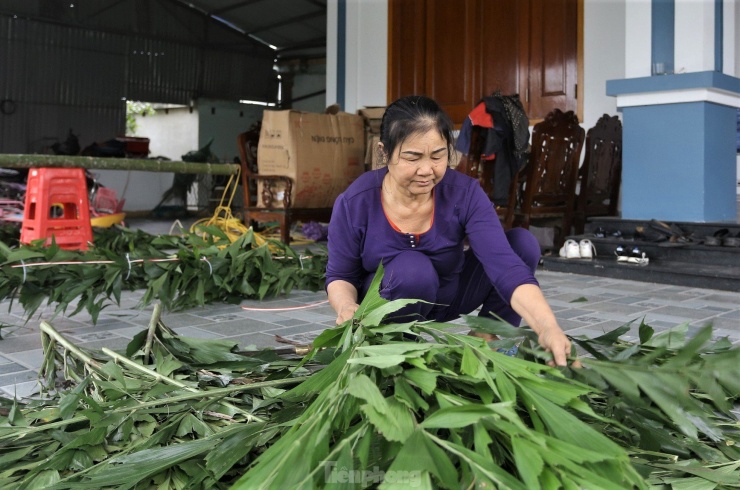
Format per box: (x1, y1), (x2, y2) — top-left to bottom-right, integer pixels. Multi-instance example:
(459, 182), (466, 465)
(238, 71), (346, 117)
(559, 239), (580, 259)
(579, 239), (596, 259)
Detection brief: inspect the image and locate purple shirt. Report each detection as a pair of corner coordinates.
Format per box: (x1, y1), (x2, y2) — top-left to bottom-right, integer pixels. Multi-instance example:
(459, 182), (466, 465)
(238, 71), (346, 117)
(326, 167), (538, 305)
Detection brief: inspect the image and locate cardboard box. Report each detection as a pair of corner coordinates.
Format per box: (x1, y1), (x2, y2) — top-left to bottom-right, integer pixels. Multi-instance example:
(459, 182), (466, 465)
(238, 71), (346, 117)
(358, 107), (386, 135)
(367, 135), (382, 170)
(358, 107), (386, 168)
(257, 110), (365, 208)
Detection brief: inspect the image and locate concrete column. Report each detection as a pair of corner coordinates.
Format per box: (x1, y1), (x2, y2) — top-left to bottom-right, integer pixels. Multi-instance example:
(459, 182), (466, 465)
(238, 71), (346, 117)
(609, 1), (740, 223)
(608, 72), (740, 222)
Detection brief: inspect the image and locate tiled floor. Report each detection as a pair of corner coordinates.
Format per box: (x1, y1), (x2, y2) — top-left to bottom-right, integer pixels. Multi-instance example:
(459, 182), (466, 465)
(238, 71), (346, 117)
(2, 266), (739, 399)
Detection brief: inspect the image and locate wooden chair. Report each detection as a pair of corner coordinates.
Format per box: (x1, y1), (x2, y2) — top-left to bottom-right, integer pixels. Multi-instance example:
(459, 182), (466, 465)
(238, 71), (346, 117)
(237, 126), (332, 244)
(573, 114), (622, 234)
(502, 109), (585, 248)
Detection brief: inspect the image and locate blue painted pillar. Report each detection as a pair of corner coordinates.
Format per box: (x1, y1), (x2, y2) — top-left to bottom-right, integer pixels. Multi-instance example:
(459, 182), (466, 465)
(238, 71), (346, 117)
(608, 0), (740, 223)
(607, 73), (740, 222)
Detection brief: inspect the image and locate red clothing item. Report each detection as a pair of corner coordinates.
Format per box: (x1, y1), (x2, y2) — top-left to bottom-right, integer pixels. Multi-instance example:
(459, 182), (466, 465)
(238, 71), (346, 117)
(469, 102), (493, 128)
(469, 102), (496, 160)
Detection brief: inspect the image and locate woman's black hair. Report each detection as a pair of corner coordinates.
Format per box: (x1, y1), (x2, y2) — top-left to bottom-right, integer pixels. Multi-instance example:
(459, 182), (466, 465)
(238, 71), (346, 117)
(377, 95), (455, 166)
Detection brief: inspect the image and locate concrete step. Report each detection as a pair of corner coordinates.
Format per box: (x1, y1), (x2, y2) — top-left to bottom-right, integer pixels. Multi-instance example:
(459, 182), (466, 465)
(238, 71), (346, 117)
(542, 217), (740, 291)
(540, 254), (740, 292)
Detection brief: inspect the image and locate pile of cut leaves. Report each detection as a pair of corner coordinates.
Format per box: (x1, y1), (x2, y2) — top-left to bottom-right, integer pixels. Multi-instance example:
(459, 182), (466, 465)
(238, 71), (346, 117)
(0, 225), (327, 324)
(1, 271), (738, 489)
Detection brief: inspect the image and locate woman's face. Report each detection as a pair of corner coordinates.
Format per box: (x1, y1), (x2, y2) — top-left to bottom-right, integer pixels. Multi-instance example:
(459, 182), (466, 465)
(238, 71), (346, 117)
(385, 129), (448, 197)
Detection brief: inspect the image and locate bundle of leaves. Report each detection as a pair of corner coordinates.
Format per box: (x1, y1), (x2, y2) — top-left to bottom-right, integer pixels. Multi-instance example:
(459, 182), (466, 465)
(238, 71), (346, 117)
(0, 223), (19, 246)
(1, 270), (738, 489)
(0, 225), (327, 324)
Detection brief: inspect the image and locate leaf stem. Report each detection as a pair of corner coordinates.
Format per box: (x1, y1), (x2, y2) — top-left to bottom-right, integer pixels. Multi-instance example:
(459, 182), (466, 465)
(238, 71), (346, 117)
(39, 321), (102, 371)
(143, 303), (161, 363)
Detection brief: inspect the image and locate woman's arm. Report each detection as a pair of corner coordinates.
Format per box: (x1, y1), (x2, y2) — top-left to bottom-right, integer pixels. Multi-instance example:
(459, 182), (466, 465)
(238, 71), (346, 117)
(327, 280), (360, 325)
(509, 283), (573, 366)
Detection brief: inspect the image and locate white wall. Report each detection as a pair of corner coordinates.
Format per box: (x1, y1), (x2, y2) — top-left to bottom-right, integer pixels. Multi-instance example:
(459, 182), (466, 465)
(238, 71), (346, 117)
(344, 0), (388, 112)
(95, 99), (263, 212)
(624, 1), (652, 78)
(326, 0), (339, 110)
(197, 98), (264, 162)
(133, 106), (199, 160)
(93, 106), (197, 212)
(327, 0), (388, 112)
(582, 1), (625, 130)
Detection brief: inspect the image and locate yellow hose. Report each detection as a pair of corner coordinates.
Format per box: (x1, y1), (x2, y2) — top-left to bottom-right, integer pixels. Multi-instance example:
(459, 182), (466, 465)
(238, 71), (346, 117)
(188, 171), (314, 251)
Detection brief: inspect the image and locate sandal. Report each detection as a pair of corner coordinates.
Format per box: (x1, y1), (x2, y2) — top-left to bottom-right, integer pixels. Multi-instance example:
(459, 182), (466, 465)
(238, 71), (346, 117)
(723, 231), (740, 247)
(704, 228), (729, 246)
(650, 219), (695, 247)
(593, 227), (623, 239)
(626, 246), (649, 265)
(615, 245), (629, 262)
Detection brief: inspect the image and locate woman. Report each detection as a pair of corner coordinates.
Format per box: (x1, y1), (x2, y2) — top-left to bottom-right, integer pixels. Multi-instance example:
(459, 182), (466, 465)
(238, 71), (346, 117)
(326, 95), (574, 367)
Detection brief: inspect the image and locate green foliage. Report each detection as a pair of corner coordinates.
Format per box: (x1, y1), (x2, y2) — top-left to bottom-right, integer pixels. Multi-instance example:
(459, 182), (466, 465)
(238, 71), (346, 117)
(125, 101), (155, 136)
(1, 270), (738, 488)
(0, 226), (328, 324)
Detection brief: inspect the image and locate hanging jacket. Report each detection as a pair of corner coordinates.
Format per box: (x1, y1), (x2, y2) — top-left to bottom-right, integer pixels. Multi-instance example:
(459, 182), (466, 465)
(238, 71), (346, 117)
(456, 93), (530, 206)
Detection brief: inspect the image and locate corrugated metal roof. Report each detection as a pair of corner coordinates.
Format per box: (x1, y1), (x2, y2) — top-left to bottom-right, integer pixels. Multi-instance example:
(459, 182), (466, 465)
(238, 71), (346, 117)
(0, 0), (326, 61)
(198, 0), (327, 58)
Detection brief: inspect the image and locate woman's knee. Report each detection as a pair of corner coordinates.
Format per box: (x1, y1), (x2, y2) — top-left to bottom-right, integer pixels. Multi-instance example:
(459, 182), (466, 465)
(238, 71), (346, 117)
(506, 227), (540, 271)
(380, 251), (439, 301)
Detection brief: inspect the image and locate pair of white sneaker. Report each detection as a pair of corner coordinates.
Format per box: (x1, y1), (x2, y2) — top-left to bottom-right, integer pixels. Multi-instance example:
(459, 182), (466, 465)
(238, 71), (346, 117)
(559, 239), (596, 259)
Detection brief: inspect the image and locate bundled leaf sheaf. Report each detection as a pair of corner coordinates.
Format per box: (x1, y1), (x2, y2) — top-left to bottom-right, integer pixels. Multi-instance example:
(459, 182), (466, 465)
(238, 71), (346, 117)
(1, 267), (738, 488)
(0, 226), (327, 324)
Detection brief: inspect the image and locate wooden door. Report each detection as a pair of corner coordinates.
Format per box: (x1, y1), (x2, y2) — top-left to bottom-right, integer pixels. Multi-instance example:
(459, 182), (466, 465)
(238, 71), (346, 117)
(424, 0), (478, 123)
(526, 0), (578, 119)
(387, 0), (578, 124)
(388, 0), (426, 98)
(476, 0), (527, 101)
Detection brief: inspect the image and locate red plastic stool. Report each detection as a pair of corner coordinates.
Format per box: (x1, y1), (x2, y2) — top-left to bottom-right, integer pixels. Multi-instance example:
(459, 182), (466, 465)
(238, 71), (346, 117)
(20, 168), (93, 250)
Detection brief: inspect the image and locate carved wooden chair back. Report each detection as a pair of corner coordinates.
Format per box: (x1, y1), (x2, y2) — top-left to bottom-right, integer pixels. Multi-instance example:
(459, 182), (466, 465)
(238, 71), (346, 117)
(573, 114), (622, 234)
(502, 109), (585, 246)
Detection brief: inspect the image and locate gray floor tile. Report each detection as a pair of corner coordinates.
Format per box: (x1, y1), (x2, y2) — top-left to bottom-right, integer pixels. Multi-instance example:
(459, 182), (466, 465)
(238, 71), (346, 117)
(0, 362), (28, 375)
(277, 310), (335, 323)
(0, 369), (39, 386)
(169, 326), (226, 339)
(648, 306), (721, 321)
(75, 335), (133, 352)
(552, 308), (601, 320)
(718, 310), (740, 320)
(1, 380), (42, 399)
(196, 318), (278, 336)
(5, 349), (45, 371)
(0, 334), (46, 354)
(269, 318), (313, 328)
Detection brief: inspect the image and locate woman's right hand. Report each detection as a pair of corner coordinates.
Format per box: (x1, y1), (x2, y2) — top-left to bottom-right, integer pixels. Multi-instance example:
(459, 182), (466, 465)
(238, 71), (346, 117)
(336, 302), (360, 325)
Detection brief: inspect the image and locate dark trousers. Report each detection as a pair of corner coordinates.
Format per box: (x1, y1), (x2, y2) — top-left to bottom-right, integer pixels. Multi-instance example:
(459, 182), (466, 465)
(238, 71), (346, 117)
(361, 228), (540, 326)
